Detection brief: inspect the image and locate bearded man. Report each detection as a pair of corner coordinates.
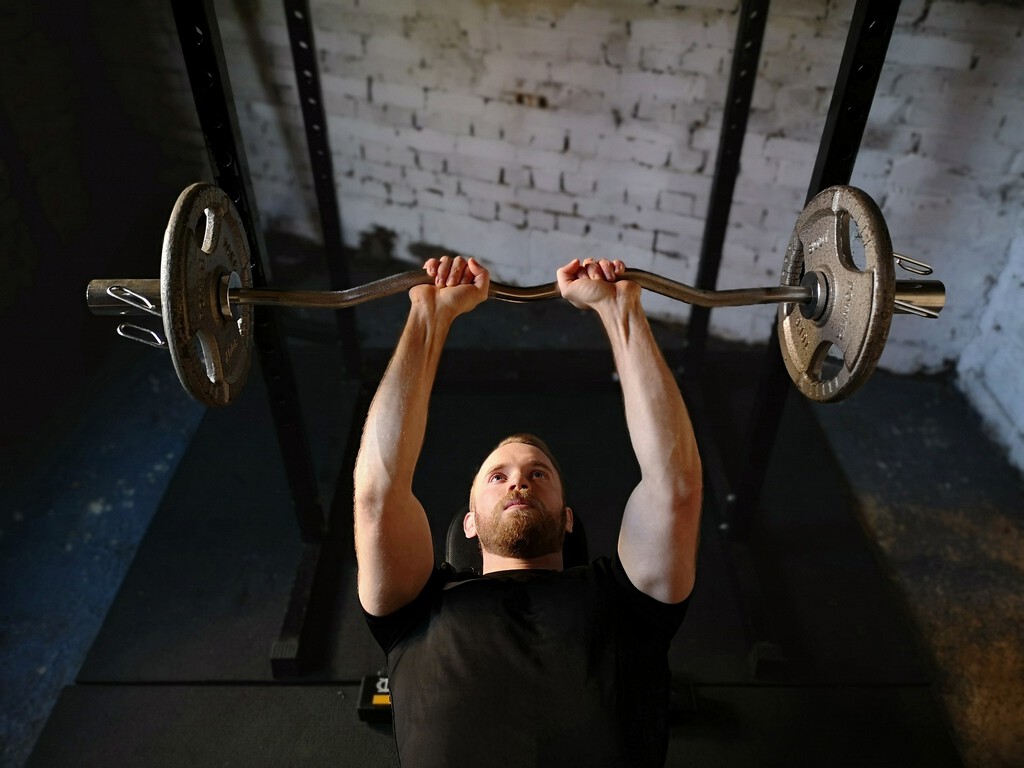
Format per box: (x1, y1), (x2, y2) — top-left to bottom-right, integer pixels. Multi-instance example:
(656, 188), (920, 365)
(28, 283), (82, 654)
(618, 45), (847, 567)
(353, 255), (702, 768)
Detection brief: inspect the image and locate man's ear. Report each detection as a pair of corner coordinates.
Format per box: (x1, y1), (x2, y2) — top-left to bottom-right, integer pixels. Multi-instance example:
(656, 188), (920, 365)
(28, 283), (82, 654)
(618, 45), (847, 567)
(564, 506), (574, 534)
(463, 510), (478, 539)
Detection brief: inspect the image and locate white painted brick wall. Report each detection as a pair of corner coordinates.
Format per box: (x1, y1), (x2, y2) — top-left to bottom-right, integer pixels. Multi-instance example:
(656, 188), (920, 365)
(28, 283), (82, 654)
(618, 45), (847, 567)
(219, 0), (1024, 471)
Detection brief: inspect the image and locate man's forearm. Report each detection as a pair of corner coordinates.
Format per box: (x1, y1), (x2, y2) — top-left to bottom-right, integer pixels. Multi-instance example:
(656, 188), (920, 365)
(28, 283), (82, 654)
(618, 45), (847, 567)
(595, 294), (700, 495)
(355, 304), (454, 502)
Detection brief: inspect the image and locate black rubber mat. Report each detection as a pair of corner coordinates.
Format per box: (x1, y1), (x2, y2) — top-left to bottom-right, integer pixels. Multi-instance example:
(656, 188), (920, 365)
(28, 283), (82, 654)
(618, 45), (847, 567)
(76, 349), (365, 683)
(669, 684), (962, 766)
(27, 684), (397, 768)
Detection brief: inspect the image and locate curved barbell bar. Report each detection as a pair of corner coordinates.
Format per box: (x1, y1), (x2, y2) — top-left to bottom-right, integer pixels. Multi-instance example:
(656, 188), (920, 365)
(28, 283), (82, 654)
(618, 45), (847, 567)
(86, 269), (944, 318)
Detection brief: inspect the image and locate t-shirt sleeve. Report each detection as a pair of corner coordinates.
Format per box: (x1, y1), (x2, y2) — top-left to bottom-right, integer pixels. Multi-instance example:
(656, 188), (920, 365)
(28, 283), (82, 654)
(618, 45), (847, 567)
(608, 555), (690, 637)
(363, 566), (451, 654)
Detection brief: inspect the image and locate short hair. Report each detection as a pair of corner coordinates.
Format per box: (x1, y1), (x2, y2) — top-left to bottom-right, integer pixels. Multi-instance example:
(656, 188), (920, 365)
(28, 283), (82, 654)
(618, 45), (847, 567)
(489, 433), (567, 503)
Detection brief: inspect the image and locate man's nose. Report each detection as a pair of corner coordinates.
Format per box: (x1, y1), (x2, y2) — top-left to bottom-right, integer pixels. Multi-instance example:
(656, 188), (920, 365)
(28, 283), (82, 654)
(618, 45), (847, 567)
(509, 474), (529, 490)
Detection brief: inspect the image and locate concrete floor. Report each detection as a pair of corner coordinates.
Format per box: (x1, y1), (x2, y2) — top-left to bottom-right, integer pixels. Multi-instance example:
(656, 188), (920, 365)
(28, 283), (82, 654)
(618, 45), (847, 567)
(2, 248), (1022, 767)
(814, 373), (1024, 768)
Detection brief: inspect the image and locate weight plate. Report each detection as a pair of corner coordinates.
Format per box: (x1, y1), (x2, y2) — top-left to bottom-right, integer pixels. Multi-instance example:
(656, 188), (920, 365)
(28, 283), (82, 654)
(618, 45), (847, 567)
(161, 183), (253, 407)
(777, 186), (895, 403)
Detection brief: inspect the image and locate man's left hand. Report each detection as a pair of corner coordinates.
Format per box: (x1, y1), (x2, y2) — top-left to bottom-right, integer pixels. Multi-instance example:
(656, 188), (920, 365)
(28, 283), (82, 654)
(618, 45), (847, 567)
(556, 258), (637, 311)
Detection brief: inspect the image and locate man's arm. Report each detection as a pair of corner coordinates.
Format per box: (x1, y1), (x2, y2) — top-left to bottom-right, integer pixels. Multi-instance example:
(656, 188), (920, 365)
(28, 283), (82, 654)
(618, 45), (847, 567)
(354, 256), (489, 616)
(558, 258), (702, 604)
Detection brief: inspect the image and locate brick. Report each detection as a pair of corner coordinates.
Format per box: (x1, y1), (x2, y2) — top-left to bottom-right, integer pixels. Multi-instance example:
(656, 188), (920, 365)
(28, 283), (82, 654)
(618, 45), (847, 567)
(458, 178), (515, 204)
(403, 167), (455, 194)
(528, 230), (601, 275)
(658, 190), (696, 216)
(418, 187), (470, 216)
(493, 24), (569, 59)
(555, 214), (589, 236)
(622, 226), (655, 250)
(527, 209), (556, 231)
(340, 195), (422, 248)
(597, 134), (670, 167)
(562, 170), (597, 195)
(352, 159), (404, 185)
(361, 137), (417, 167)
(625, 183), (659, 210)
(917, 128), (1016, 173)
(737, 154), (780, 185)
(420, 210), (522, 265)
(558, 5), (622, 37)
(575, 195), (642, 225)
(498, 204), (528, 228)
(469, 197), (497, 221)
(418, 109), (473, 137)
(415, 150), (451, 173)
(503, 166), (532, 188)
(630, 12), (723, 49)
(365, 33), (422, 64)
(653, 231), (701, 260)
(532, 168), (563, 193)
(585, 221), (623, 245)
(888, 154), (966, 197)
(475, 53), (551, 95)
(315, 29), (365, 61)
(393, 125), (458, 155)
(516, 188), (576, 216)
(886, 32), (975, 70)
(514, 145), (581, 173)
(667, 146), (705, 173)
(503, 121), (569, 153)
(455, 134), (516, 163)
(619, 71), (706, 104)
(372, 81), (426, 110)
(362, 100), (419, 130)
(775, 158), (815, 190)
(426, 89), (488, 116)
(566, 35), (608, 64)
(927, 1), (1024, 36)
(448, 154), (504, 183)
(634, 209), (704, 239)
(681, 46), (727, 77)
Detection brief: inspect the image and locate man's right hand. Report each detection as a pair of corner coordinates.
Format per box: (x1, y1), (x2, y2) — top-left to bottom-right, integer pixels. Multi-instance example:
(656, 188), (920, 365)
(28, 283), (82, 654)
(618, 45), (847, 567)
(412, 255), (490, 318)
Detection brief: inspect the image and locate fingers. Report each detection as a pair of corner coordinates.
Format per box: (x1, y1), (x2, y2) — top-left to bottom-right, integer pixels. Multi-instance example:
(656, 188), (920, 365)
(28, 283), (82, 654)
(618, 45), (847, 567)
(424, 255), (485, 287)
(559, 258), (626, 281)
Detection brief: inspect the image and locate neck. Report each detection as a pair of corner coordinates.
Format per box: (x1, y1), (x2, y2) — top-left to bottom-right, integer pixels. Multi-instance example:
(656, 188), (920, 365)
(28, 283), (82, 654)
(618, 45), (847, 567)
(481, 549), (564, 574)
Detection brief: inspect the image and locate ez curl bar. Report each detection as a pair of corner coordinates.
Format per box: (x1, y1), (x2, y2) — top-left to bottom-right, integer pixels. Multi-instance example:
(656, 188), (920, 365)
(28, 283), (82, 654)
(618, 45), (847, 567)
(87, 183), (945, 407)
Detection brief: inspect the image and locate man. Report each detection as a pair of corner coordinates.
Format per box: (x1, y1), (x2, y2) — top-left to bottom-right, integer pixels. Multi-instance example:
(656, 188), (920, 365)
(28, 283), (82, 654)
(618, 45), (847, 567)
(354, 255), (702, 767)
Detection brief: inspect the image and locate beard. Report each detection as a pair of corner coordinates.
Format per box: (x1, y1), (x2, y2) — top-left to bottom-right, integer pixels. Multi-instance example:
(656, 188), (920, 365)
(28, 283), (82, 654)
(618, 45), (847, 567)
(472, 490), (567, 560)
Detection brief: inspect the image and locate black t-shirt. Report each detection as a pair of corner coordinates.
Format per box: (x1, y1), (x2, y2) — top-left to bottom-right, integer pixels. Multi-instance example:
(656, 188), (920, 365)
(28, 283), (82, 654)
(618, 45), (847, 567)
(364, 556), (688, 768)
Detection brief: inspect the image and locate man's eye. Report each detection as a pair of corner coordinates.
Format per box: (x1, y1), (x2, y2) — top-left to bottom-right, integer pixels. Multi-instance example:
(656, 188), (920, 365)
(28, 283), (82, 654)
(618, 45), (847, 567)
(489, 474), (505, 483)
(531, 470), (546, 479)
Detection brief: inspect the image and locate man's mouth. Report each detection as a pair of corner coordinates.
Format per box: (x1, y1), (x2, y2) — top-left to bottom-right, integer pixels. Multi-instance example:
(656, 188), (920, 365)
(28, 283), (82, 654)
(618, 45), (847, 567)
(503, 496), (535, 511)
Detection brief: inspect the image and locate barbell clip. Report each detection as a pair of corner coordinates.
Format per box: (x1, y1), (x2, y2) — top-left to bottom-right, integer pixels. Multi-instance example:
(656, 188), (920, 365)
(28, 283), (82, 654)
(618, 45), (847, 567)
(107, 284), (162, 316)
(893, 300), (939, 319)
(116, 323), (168, 349)
(893, 252), (933, 277)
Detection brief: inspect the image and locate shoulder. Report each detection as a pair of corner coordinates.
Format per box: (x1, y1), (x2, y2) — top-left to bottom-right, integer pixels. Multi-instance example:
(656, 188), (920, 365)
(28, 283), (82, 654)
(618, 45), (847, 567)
(363, 564), (465, 651)
(596, 555), (691, 633)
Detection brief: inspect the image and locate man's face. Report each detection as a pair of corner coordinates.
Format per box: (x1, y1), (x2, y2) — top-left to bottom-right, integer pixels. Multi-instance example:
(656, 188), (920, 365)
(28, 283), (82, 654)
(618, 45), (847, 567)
(467, 441), (571, 559)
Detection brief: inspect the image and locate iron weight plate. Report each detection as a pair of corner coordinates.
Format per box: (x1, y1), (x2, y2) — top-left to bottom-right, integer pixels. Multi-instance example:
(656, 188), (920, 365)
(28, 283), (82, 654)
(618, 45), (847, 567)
(161, 183), (253, 407)
(777, 186), (895, 403)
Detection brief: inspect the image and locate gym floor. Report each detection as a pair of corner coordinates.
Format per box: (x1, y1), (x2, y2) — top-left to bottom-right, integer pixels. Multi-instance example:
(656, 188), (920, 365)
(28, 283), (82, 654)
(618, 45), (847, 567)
(2, 240), (1022, 767)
